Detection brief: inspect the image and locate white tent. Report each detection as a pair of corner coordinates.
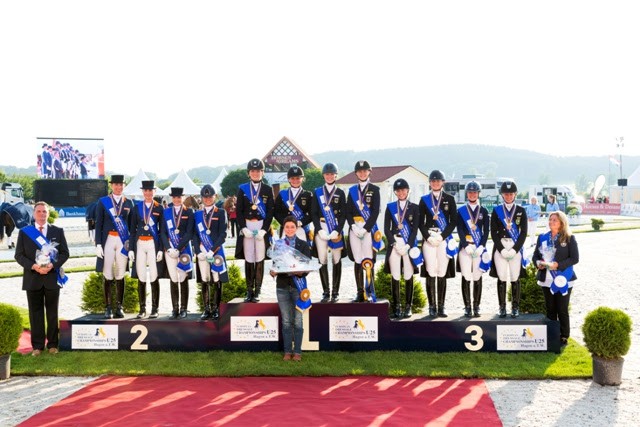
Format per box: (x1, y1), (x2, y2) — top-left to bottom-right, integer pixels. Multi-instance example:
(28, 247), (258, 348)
(212, 168), (228, 195)
(123, 169), (167, 197)
(166, 169), (202, 195)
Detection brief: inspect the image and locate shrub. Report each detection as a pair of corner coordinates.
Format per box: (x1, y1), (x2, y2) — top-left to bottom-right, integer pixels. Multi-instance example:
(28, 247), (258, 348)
(196, 263), (246, 311)
(591, 218), (605, 231)
(582, 307), (632, 359)
(374, 264), (427, 314)
(0, 303), (23, 355)
(47, 208), (59, 224)
(516, 263), (547, 314)
(566, 206), (579, 216)
(80, 272), (139, 314)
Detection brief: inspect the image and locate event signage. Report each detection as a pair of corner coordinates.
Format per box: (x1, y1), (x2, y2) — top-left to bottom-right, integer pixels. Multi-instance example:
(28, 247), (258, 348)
(230, 316), (279, 341)
(329, 316), (379, 342)
(71, 324), (119, 350)
(496, 325), (548, 351)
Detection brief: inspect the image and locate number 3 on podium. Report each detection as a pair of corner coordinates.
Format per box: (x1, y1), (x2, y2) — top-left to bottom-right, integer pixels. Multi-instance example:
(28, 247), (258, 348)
(464, 325), (484, 351)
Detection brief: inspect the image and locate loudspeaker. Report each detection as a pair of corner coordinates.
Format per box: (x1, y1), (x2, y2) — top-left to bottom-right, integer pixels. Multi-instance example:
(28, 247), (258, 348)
(618, 179), (628, 187)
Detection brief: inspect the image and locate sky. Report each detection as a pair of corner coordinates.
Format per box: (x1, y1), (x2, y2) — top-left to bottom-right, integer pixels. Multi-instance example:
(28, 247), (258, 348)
(1, 1), (639, 178)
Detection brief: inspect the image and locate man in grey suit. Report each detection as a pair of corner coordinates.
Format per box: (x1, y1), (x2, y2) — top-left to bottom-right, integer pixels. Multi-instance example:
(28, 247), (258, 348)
(14, 202), (69, 356)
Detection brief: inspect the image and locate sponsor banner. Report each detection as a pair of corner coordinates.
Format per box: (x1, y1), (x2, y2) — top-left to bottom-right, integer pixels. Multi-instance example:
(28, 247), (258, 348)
(329, 316), (378, 342)
(72, 324), (118, 350)
(56, 207), (87, 217)
(581, 203), (621, 215)
(496, 325), (547, 351)
(230, 316), (279, 341)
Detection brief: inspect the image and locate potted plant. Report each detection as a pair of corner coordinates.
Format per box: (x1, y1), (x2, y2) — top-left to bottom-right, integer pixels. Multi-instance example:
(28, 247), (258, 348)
(0, 303), (23, 380)
(582, 306), (632, 386)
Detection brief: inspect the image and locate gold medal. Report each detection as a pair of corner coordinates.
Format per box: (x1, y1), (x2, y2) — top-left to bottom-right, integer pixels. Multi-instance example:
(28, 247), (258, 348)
(144, 225), (149, 231)
(433, 215), (438, 221)
(358, 202), (364, 210)
(506, 222), (512, 230)
(324, 206), (330, 212)
(288, 204), (294, 211)
(470, 224), (476, 231)
(251, 204), (257, 210)
(398, 223), (403, 230)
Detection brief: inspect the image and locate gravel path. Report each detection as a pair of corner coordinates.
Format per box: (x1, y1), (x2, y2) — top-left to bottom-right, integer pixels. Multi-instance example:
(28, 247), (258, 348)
(1, 219), (639, 426)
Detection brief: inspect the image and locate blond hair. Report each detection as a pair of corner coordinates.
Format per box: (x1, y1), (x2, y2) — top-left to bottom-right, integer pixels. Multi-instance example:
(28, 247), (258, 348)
(549, 211), (572, 245)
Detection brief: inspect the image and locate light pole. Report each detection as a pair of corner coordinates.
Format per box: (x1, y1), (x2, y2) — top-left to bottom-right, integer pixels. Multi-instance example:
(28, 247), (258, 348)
(616, 136), (625, 204)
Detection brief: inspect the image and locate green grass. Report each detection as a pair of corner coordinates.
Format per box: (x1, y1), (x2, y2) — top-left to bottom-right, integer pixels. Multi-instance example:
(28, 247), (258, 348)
(11, 340), (591, 379)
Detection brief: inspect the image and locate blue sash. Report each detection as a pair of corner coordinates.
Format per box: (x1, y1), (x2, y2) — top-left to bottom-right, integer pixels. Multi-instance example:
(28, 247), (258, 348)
(348, 186), (384, 252)
(281, 189), (311, 247)
(421, 194), (458, 258)
(240, 182), (267, 219)
(23, 226), (68, 287)
(194, 210), (227, 274)
(292, 276), (312, 312)
(100, 196), (130, 257)
(137, 201), (159, 242)
(315, 187), (344, 250)
(387, 201), (423, 267)
(542, 232), (573, 295)
(458, 205), (491, 272)
(495, 205), (529, 267)
(164, 207), (193, 273)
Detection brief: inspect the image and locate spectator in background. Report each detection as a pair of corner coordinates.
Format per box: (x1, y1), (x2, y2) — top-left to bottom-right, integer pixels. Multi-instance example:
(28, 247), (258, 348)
(525, 196), (541, 243)
(546, 194), (560, 213)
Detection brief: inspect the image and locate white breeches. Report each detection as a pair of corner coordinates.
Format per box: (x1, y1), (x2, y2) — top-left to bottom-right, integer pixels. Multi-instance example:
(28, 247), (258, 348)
(103, 234), (127, 280)
(314, 222), (342, 265)
(135, 239), (158, 282)
(243, 220), (266, 263)
(494, 238), (522, 281)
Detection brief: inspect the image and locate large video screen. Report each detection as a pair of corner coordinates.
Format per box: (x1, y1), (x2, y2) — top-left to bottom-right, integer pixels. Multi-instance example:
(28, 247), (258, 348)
(36, 137), (104, 180)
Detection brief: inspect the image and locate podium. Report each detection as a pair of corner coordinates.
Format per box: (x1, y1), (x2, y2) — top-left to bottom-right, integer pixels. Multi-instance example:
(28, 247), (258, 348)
(59, 299), (561, 353)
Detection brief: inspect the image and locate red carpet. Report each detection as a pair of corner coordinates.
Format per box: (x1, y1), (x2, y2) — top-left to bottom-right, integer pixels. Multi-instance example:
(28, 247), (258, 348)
(19, 376), (501, 426)
(18, 330), (32, 354)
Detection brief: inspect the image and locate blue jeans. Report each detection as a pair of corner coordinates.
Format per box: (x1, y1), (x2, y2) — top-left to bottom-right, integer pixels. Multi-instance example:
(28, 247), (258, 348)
(277, 286), (303, 354)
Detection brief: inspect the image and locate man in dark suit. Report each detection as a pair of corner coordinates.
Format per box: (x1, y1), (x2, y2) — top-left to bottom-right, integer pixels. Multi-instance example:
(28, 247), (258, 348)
(14, 202), (69, 356)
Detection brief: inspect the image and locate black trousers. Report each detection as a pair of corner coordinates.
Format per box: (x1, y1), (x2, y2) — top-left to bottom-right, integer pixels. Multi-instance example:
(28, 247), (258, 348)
(26, 287), (60, 350)
(542, 286), (572, 339)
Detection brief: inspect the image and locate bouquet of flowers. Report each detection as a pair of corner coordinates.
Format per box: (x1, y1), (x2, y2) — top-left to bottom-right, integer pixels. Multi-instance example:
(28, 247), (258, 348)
(36, 242), (59, 267)
(268, 239), (320, 274)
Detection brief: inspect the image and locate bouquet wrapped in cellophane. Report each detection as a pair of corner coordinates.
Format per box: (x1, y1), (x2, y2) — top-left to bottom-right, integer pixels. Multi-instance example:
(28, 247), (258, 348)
(36, 242), (67, 287)
(267, 239), (320, 274)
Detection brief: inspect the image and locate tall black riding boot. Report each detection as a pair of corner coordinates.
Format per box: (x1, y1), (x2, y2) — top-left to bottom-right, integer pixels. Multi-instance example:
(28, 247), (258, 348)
(461, 278), (472, 317)
(200, 281), (211, 320)
(319, 264), (330, 303)
(244, 262), (255, 302)
(114, 279), (125, 318)
(136, 280), (147, 319)
(473, 278), (483, 317)
(353, 264), (365, 302)
(179, 279), (189, 318)
(511, 280), (521, 318)
(212, 281), (222, 320)
(103, 277), (113, 319)
(497, 280), (507, 318)
(403, 277), (414, 318)
(426, 277), (437, 317)
(170, 281), (180, 319)
(437, 277), (448, 318)
(390, 279), (401, 319)
(149, 279), (160, 318)
(252, 261), (264, 302)
(331, 261), (342, 302)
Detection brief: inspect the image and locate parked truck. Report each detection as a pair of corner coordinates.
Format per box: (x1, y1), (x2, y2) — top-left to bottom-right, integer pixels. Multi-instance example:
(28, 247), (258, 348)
(0, 183), (25, 205)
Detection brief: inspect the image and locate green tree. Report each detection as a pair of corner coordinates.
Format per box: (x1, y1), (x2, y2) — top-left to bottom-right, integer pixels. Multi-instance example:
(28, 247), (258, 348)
(302, 168), (324, 192)
(220, 169), (249, 197)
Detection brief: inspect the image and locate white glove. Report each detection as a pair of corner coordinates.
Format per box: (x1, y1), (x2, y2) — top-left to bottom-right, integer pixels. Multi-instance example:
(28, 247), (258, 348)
(427, 236), (440, 247)
(96, 244), (104, 259)
(434, 233), (443, 243)
(500, 248), (510, 259)
(465, 245), (475, 255)
(328, 230), (339, 240)
(317, 229), (330, 241)
(206, 250), (214, 259)
(397, 244), (409, 256)
(507, 248), (517, 259)
(475, 245), (485, 257)
(241, 228), (253, 238)
(351, 224), (362, 235)
(357, 228), (368, 239)
(393, 244), (404, 255)
(167, 248), (180, 259)
(128, 251), (135, 262)
(197, 252), (207, 261)
(156, 251), (163, 262)
(256, 229), (267, 239)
